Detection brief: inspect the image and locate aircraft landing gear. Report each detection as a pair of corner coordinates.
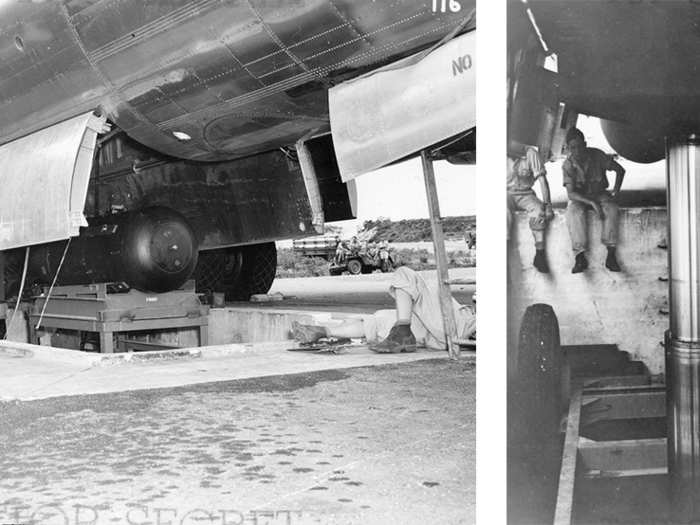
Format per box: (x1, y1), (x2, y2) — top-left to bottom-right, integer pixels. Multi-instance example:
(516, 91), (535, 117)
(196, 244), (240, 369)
(511, 303), (564, 447)
(508, 303), (564, 524)
(194, 242), (277, 301)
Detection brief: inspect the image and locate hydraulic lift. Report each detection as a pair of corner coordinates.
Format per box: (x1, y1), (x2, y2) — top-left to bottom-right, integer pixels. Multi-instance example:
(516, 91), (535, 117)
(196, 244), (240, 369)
(28, 280), (208, 353)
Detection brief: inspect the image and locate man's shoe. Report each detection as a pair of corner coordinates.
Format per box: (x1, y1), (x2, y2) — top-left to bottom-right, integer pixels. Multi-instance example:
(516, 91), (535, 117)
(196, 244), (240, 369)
(533, 250), (549, 273)
(571, 252), (588, 274)
(292, 321), (327, 344)
(369, 324), (417, 353)
(606, 248), (621, 272)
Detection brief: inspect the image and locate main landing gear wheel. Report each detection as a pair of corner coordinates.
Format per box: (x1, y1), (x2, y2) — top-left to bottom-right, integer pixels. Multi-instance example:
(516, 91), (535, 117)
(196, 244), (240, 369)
(512, 303), (563, 445)
(508, 303), (564, 525)
(194, 242), (277, 301)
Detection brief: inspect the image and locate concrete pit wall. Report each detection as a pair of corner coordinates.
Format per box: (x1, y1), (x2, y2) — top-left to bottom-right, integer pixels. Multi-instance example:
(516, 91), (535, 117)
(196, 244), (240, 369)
(509, 207), (669, 374)
(8, 305), (361, 350)
(144, 308), (360, 347)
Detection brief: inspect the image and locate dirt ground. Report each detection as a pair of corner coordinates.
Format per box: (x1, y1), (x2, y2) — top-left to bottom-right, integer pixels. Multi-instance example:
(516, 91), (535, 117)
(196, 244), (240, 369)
(0, 358), (475, 525)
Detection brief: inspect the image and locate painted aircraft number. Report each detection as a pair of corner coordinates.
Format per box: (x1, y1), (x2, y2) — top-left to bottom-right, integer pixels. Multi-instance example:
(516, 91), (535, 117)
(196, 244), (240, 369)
(452, 54), (472, 76)
(432, 0), (462, 13)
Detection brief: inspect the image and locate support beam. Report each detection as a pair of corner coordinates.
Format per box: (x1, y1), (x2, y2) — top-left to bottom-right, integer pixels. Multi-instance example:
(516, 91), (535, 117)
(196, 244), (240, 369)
(581, 387), (666, 425)
(554, 387), (582, 525)
(579, 438), (667, 478)
(420, 150), (459, 359)
(666, 135), (700, 522)
(0, 251), (5, 303)
(295, 138), (325, 234)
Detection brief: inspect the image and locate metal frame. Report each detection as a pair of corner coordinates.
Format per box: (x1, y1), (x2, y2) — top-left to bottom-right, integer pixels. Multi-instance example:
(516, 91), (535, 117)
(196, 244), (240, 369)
(554, 376), (667, 525)
(28, 282), (208, 353)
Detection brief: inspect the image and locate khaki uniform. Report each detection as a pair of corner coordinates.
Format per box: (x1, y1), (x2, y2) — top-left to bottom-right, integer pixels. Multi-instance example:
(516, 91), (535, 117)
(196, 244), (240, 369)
(562, 148), (619, 253)
(361, 267), (475, 350)
(507, 147), (547, 236)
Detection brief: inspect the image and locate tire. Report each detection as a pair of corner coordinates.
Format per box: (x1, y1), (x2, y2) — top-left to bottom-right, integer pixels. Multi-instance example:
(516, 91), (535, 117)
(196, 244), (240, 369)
(194, 242), (277, 301)
(193, 248), (242, 294)
(347, 259), (362, 275)
(361, 265), (373, 274)
(510, 304), (563, 447)
(329, 267), (342, 276)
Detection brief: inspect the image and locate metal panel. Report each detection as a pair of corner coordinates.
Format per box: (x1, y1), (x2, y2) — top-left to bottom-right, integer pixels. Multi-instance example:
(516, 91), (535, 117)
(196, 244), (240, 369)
(0, 112), (106, 249)
(329, 30), (475, 181)
(579, 438), (667, 478)
(0, 0), (471, 162)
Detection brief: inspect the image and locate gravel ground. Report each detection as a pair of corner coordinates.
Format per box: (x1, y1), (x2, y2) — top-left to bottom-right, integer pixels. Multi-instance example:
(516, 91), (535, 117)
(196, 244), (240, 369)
(0, 359), (475, 525)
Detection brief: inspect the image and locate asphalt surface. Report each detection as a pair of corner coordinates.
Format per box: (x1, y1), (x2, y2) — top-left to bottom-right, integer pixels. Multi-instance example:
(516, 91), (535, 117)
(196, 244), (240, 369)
(0, 359), (475, 525)
(268, 268), (475, 313)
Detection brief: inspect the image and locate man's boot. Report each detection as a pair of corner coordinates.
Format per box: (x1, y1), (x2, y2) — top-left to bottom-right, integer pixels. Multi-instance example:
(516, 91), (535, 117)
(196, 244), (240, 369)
(292, 321), (327, 344)
(571, 252), (588, 274)
(605, 246), (621, 272)
(369, 323), (417, 353)
(533, 249), (549, 273)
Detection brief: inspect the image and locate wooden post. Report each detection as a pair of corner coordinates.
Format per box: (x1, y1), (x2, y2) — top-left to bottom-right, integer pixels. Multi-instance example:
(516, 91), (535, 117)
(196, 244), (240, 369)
(420, 150), (460, 359)
(0, 251), (5, 303)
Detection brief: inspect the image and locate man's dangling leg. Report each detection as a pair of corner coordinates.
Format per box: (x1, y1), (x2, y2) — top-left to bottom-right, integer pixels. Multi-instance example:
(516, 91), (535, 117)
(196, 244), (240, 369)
(566, 200), (589, 273)
(600, 195), (621, 272)
(517, 193), (549, 273)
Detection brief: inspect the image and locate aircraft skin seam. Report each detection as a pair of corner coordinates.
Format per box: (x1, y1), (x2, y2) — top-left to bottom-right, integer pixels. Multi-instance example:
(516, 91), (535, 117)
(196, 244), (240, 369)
(248, 12), (426, 81)
(156, 22), (457, 131)
(206, 12), (433, 86)
(242, 22), (350, 67)
(241, 0), (320, 81)
(57, 2), (175, 144)
(326, 0), (375, 49)
(86, 0), (220, 63)
(113, 12), (421, 99)
(217, 40), (268, 93)
(287, 12), (425, 66)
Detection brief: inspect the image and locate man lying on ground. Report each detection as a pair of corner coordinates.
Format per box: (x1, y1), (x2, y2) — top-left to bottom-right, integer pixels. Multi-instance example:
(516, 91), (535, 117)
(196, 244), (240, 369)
(292, 266), (475, 353)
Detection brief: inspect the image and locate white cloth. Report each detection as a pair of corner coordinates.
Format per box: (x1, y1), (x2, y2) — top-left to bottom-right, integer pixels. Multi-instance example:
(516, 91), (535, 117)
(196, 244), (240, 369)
(361, 267), (475, 350)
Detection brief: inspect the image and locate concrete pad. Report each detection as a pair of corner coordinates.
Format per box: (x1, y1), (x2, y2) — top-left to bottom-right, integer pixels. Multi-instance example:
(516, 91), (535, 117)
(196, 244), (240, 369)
(270, 268), (476, 303)
(0, 338), (471, 401)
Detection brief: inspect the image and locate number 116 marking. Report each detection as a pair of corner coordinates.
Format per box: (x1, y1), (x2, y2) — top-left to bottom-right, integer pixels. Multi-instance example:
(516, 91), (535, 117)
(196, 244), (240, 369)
(432, 0), (462, 13)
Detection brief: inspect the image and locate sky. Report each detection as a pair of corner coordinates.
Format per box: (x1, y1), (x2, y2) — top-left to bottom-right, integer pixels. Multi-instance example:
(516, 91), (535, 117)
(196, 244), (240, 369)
(331, 158), (476, 235)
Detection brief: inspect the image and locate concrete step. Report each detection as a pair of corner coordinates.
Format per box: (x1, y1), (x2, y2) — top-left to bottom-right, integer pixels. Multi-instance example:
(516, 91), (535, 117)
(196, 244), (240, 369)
(563, 344), (648, 379)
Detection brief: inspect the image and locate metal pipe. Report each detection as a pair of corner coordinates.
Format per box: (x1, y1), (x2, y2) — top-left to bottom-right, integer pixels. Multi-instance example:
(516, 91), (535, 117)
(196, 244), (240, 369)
(295, 138), (325, 235)
(666, 135), (700, 522)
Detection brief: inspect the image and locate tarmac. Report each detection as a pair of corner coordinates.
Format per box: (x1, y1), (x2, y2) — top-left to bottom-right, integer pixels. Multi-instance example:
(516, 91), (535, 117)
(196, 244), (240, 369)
(0, 350), (475, 525)
(0, 340), (471, 402)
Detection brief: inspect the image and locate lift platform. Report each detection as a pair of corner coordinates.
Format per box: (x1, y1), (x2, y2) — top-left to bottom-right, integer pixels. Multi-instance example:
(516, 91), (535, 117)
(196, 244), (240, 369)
(28, 280), (209, 353)
(554, 373), (668, 524)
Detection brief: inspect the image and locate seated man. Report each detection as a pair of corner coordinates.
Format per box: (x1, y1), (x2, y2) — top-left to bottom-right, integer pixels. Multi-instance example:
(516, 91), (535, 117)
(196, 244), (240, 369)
(563, 128), (626, 273)
(292, 266), (475, 353)
(348, 236), (361, 255)
(334, 240), (348, 265)
(507, 143), (553, 273)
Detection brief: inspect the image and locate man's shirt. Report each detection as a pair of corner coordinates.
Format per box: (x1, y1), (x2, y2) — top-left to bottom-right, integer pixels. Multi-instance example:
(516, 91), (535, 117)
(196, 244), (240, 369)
(507, 147), (546, 195)
(562, 147), (614, 197)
